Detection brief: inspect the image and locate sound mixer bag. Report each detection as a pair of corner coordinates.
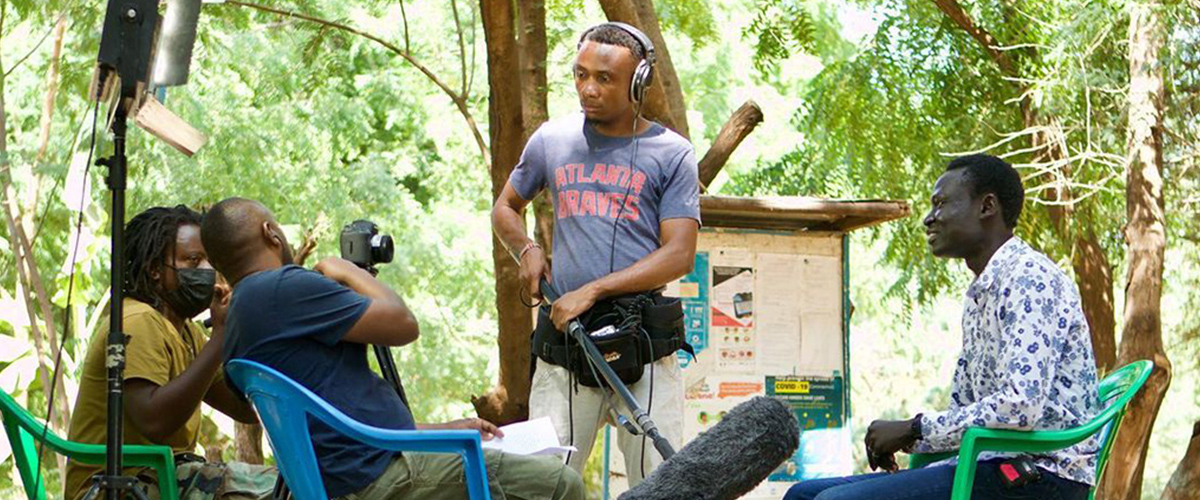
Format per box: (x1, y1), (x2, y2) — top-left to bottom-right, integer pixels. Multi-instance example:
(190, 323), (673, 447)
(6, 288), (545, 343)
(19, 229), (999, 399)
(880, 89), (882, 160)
(531, 293), (692, 388)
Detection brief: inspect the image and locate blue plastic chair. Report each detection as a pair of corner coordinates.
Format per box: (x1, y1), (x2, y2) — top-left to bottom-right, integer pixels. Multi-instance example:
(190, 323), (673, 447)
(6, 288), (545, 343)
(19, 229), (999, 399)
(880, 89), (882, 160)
(225, 359), (491, 500)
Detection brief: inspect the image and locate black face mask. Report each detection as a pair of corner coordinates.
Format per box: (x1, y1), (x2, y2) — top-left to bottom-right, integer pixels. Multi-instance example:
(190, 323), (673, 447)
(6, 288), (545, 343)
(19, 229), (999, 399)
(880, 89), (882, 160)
(162, 267), (216, 319)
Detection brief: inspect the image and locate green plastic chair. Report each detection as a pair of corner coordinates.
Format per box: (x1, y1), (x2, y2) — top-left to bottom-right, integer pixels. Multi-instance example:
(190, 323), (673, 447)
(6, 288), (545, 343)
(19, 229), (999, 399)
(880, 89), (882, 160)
(0, 390), (178, 500)
(908, 359), (1154, 500)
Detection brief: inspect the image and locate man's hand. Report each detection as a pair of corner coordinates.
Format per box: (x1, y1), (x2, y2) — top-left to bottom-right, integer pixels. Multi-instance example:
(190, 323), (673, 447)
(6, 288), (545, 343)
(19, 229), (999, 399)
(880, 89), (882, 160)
(519, 245), (550, 304)
(867, 451), (899, 473)
(209, 280), (232, 333)
(550, 285), (599, 332)
(314, 257), (369, 286)
(865, 418), (919, 472)
(420, 418), (505, 441)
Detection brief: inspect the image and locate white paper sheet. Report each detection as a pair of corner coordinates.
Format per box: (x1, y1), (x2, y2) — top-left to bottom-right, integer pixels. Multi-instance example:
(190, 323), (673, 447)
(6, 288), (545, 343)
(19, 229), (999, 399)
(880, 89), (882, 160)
(801, 256), (842, 314)
(798, 312), (843, 374)
(480, 416), (577, 456)
(756, 253), (804, 374)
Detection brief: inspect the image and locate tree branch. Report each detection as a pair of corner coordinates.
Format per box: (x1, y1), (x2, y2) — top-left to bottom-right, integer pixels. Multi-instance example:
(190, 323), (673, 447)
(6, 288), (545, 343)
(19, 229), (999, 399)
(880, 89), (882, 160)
(223, 1), (491, 166)
(398, 0), (410, 53)
(929, 0), (1019, 78)
(698, 100), (763, 190)
(0, 7), (71, 435)
(451, 0), (468, 96)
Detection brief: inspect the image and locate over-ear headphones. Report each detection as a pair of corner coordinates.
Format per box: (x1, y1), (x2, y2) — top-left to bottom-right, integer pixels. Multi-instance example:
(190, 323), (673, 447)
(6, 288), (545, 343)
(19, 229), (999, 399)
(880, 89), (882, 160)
(578, 22), (657, 103)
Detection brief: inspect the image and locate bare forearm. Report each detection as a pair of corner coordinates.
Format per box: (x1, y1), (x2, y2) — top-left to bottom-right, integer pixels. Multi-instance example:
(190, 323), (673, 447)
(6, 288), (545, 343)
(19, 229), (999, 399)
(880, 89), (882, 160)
(340, 267), (404, 307)
(492, 203), (533, 256)
(204, 380), (259, 424)
(583, 243), (694, 300)
(128, 337), (223, 440)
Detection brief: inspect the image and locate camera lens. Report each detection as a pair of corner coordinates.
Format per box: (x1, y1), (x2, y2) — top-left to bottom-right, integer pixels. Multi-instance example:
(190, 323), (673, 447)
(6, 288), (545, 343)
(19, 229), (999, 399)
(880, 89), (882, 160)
(371, 234), (395, 264)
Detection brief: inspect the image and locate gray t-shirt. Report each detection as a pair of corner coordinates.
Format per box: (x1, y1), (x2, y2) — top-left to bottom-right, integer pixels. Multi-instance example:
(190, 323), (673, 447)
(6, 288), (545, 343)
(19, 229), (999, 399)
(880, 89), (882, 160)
(509, 113), (701, 295)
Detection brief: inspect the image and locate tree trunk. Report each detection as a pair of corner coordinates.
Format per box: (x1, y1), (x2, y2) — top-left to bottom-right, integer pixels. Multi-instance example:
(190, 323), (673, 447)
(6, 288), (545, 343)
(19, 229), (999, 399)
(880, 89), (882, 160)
(517, 0), (556, 281)
(472, 0), (531, 425)
(235, 423), (265, 464)
(1098, 3), (1171, 499)
(596, 0), (689, 138)
(1161, 421), (1200, 500)
(697, 100), (764, 189)
(35, 17), (66, 163)
(1073, 230), (1117, 372)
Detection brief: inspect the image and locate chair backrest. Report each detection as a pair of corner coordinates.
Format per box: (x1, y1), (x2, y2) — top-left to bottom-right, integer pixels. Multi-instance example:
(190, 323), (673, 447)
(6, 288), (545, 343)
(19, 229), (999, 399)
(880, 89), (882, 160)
(1090, 360), (1154, 494)
(225, 360), (337, 500)
(0, 390), (54, 500)
(228, 359), (492, 500)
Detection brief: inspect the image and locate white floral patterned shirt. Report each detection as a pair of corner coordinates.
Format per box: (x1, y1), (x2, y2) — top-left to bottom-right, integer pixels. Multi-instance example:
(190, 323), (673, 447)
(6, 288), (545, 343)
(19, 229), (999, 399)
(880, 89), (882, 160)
(913, 237), (1101, 485)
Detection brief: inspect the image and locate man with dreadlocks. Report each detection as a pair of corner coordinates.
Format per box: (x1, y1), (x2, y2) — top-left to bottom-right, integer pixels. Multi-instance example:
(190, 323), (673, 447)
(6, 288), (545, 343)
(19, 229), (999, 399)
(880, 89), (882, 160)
(65, 205), (277, 500)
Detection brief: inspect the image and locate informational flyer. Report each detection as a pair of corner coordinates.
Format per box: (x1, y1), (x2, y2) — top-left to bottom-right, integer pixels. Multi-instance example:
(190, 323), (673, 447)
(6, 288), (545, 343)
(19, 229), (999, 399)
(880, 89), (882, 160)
(683, 376), (765, 440)
(766, 376), (848, 482)
(673, 252), (711, 367)
(715, 325), (756, 373)
(711, 248), (755, 328)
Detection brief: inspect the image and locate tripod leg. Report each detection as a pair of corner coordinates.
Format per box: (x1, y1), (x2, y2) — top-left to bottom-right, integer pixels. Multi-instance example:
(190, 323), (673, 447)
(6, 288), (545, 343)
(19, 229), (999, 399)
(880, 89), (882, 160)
(272, 476), (291, 500)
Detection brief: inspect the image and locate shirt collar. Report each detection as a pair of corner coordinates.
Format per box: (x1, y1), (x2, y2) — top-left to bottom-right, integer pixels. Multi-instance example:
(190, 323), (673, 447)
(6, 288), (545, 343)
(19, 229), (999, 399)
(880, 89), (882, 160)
(966, 236), (1024, 303)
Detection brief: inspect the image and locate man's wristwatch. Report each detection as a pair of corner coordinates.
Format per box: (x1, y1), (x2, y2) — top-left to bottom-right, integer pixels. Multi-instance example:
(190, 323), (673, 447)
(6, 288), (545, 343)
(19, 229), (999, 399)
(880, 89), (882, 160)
(909, 413), (924, 441)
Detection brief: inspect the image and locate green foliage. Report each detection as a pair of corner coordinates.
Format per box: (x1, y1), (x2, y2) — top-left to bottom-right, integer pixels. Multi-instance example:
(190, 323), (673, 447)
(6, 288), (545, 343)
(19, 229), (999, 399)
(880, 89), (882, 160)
(729, 0), (1136, 308)
(655, 0), (719, 48)
(743, 0), (817, 78)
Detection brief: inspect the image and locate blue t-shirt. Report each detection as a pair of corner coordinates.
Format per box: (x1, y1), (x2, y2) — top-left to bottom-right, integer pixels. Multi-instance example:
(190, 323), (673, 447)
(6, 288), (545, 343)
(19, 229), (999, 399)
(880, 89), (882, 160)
(508, 113), (701, 295)
(223, 265), (415, 498)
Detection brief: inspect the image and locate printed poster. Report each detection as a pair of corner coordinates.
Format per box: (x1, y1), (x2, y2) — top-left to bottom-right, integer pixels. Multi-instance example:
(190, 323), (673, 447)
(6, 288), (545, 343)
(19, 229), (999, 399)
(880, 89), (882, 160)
(767, 376), (849, 482)
(711, 248), (754, 328)
(673, 252), (710, 367)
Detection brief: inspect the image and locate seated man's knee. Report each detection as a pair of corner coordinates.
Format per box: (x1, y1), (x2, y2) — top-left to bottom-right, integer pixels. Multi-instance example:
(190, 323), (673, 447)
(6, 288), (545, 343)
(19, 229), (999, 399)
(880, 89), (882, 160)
(785, 478), (862, 500)
(785, 480), (826, 500)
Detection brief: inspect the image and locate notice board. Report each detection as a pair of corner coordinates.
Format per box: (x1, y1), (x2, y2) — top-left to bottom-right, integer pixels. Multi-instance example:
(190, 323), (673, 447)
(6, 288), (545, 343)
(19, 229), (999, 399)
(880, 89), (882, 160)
(603, 228), (854, 498)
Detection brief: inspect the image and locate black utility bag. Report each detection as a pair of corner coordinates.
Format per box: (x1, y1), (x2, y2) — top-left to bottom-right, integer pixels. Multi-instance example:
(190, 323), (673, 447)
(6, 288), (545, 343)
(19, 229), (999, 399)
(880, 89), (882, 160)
(531, 292), (693, 388)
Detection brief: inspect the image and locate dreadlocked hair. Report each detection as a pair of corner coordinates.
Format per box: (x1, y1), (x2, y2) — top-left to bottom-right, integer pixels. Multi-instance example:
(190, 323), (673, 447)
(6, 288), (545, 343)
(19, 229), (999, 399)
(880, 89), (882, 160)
(123, 205), (203, 308)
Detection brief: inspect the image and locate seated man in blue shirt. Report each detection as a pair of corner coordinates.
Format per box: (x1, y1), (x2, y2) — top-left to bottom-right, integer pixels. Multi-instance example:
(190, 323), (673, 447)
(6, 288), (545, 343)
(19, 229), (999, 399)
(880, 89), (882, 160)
(201, 198), (583, 500)
(786, 155), (1100, 500)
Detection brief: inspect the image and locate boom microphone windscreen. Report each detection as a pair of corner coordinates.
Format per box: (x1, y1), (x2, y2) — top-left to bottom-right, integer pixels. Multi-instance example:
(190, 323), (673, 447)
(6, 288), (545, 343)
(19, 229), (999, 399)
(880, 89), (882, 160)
(619, 396), (799, 500)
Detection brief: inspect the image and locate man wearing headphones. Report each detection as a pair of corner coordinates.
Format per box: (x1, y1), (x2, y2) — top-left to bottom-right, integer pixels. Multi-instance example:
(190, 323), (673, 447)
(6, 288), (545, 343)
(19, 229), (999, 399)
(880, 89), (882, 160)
(492, 22), (700, 484)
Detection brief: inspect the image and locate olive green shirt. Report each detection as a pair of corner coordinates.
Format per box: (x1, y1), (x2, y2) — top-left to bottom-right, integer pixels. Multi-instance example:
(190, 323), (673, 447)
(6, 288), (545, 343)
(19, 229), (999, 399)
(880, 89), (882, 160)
(64, 299), (220, 500)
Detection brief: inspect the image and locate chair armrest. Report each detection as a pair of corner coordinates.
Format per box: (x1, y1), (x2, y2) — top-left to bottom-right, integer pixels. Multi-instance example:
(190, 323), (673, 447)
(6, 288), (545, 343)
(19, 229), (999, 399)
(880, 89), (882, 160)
(56, 441), (175, 468)
(960, 426), (1098, 457)
(911, 425), (1100, 470)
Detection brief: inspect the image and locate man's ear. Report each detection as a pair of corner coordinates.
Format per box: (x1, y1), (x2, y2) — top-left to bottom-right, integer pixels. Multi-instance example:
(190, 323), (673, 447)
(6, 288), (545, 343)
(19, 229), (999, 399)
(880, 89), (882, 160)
(261, 221), (276, 246)
(979, 193), (1000, 221)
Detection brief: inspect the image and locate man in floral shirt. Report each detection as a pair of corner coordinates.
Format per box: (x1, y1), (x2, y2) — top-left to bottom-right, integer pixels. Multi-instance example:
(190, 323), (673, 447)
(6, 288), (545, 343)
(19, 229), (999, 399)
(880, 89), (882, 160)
(785, 154), (1099, 500)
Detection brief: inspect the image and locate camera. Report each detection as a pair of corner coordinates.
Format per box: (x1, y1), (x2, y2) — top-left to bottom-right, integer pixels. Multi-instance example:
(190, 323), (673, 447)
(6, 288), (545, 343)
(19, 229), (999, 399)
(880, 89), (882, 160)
(340, 220), (394, 273)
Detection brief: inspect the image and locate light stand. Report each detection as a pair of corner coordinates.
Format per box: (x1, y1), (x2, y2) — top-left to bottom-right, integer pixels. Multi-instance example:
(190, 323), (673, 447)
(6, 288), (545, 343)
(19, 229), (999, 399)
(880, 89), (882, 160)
(86, 0), (202, 498)
(87, 2), (159, 498)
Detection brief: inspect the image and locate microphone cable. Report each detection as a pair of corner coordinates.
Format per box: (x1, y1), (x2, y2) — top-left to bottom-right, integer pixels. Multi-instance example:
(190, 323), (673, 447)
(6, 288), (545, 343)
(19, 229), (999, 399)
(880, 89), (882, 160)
(604, 100), (657, 481)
